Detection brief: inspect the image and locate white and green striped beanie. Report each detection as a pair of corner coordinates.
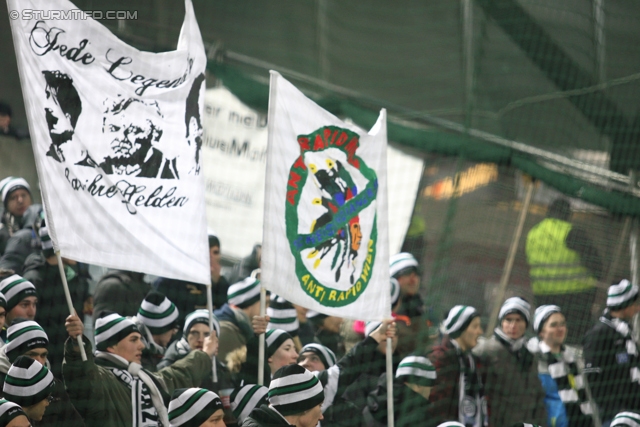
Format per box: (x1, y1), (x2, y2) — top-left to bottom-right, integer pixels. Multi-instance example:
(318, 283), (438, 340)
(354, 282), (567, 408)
(0, 399), (27, 426)
(533, 305), (561, 333)
(442, 305), (479, 338)
(389, 252), (419, 278)
(168, 388), (223, 427)
(230, 384), (269, 424)
(137, 291), (179, 335)
(3, 356), (54, 408)
(607, 279), (639, 311)
(265, 329), (293, 359)
(38, 218), (55, 259)
(0, 177), (30, 207)
(183, 309), (220, 338)
(267, 295), (299, 337)
(0, 275), (37, 313)
(612, 412), (640, 427)
(94, 312), (139, 351)
(499, 297), (531, 326)
(396, 355), (436, 387)
(227, 277), (261, 309)
(268, 364), (324, 416)
(390, 278), (401, 308)
(5, 320), (49, 363)
(437, 423), (465, 427)
(299, 343), (337, 369)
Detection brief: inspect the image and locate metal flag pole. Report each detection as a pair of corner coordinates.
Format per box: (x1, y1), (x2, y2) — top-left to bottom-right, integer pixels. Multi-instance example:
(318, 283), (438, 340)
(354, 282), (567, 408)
(386, 334), (395, 427)
(206, 282), (218, 382)
(55, 251), (87, 361)
(256, 267), (266, 385)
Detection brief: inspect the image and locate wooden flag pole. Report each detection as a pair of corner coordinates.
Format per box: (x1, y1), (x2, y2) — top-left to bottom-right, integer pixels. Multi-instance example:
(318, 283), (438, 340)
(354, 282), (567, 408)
(55, 251), (87, 361)
(386, 335), (395, 427)
(486, 180), (534, 336)
(206, 283), (218, 383)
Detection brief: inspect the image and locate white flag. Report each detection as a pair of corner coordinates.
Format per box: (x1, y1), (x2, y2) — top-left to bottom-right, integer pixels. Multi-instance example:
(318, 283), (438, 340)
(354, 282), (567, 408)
(8, 0), (210, 284)
(262, 72), (390, 321)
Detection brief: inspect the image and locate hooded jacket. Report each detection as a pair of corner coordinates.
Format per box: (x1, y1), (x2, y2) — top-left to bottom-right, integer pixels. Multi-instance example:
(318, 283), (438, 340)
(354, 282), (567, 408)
(215, 304), (254, 361)
(63, 335), (212, 427)
(241, 405), (291, 427)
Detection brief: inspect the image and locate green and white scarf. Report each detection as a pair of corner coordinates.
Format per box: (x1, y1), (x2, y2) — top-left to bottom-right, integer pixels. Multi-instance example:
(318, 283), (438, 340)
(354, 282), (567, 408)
(450, 339), (487, 427)
(95, 351), (169, 427)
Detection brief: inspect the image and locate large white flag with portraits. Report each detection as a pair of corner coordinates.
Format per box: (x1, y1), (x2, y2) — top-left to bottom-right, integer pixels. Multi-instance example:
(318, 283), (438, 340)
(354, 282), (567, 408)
(8, 0), (210, 284)
(262, 72), (390, 321)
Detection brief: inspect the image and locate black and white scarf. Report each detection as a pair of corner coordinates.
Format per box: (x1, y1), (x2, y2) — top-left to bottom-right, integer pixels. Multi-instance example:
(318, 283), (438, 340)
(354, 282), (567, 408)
(95, 351), (169, 427)
(494, 328), (534, 370)
(450, 339), (487, 427)
(599, 313), (640, 384)
(532, 339), (593, 417)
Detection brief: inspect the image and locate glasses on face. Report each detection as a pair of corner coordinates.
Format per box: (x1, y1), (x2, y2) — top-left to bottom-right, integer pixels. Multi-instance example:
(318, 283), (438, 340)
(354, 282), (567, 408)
(188, 331), (210, 339)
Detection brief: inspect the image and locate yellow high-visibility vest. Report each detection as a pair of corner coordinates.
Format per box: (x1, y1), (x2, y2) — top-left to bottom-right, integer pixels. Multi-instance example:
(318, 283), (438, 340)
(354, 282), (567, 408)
(525, 218), (597, 295)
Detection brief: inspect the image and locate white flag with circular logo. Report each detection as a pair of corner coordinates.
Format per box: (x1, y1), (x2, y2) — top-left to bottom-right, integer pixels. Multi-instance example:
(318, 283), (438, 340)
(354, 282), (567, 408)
(262, 71), (390, 320)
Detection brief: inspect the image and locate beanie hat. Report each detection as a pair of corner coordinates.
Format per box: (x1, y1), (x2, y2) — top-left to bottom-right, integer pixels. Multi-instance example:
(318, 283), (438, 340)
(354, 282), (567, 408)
(442, 305), (479, 339)
(607, 279), (639, 311)
(183, 309), (220, 338)
(533, 305), (562, 333)
(437, 423), (465, 427)
(0, 275), (37, 313)
(268, 364), (324, 416)
(3, 356), (54, 407)
(39, 219), (55, 259)
(5, 320), (49, 363)
(265, 329), (293, 359)
(0, 292), (6, 311)
(168, 388), (223, 427)
(137, 291), (179, 335)
(227, 277), (261, 309)
(267, 295), (299, 337)
(389, 252), (419, 278)
(299, 343), (337, 369)
(396, 355), (437, 387)
(612, 412), (640, 427)
(0, 399), (26, 426)
(94, 312), (139, 351)
(230, 384), (269, 424)
(0, 177), (30, 208)
(365, 321), (382, 337)
(390, 278), (401, 308)
(306, 310), (328, 328)
(499, 297), (531, 326)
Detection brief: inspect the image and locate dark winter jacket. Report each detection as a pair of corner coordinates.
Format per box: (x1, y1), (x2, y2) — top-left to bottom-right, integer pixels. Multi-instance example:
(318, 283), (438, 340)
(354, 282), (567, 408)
(92, 270), (150, 322)
(583, 313), (640, 421)
(154, 275), (229, 329)
(473, 336), (547, 427)
(23, 251), (90, 378)
(63, 335), (212, 427)
(241, 405), (291, 427)
(362, 375), (431, 427)
(158, 337), (235, 394)
(0, 203), (41, 259)
(215, 304), (254, 361)
(228, 244), (261, 284)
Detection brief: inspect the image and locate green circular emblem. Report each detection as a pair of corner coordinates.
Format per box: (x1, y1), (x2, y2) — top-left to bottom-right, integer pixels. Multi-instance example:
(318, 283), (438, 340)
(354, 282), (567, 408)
(285, 126), (378, 307)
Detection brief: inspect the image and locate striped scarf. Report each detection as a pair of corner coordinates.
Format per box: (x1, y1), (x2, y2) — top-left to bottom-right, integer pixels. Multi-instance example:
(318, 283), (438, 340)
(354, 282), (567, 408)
(95, 351), (169, 427)
(599, 314), (640, 384)
(534, 339), (593, 418)
(450, 339), (487, 427)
